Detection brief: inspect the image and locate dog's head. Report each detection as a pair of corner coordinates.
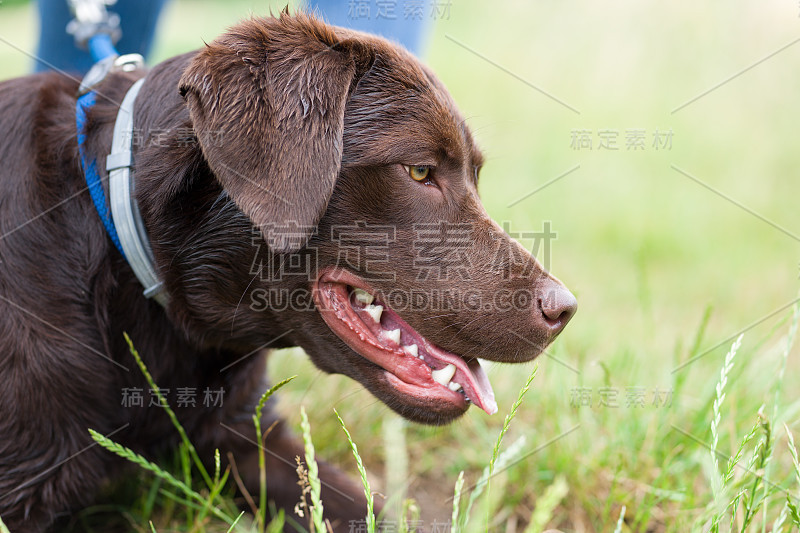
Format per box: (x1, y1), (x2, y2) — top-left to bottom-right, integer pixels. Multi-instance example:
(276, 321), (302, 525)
(173, 12), (576, 424)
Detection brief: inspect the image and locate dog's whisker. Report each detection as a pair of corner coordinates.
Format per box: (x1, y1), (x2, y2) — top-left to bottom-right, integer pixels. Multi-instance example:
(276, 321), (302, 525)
(232, 272), (260, 334)
(332, 384), (374, 409)
(298, 367), (326, 406)
(422, 312), (460, 321)
(454, 315), (485, 337)
(437, 320), (468, 334)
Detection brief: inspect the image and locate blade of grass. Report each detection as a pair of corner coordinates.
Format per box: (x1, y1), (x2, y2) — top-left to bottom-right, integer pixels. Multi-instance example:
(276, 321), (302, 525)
(300, 406), (325, 532)
(124, 333), (212, 488)
(460, 435), (527, 531)
(717, 414), (761, 529)
(613, 505), (626, 533)
(253, 376), (297, 532)
(400, 499), (420, 533)
(157, 489), (212, 515)
(490, 363), (538, 476)
(195, 451), (231, 527)
(457, 360), (537, 530)
(675, 305), (713, 395)
(179, 443), (193, 527)
(741, 413), (774, 530)
(772, 302), (799, 424)
(0, 516), (10, 533)
(383, 415), (408, 518)
(784, 423), (800, 529)
(196, 467), (231, 524)
(143, 476), (163, 518)
(89, 428), (195, 498)
(727, 489), (747, 532)
(227, 451), (258, 517)
(764, 304), (800, 533)
(787, 424), (800, 490)
(335, 409), (376, 533)
(787, 497), (800, 528)
(88, 429), (235, 525)
(265, 509), (285, 533)
(771, 502), (789, 532)
(226, 511), (246, 533)
(524, 476), (568, 533)
(214, 448), (221, 487)
(723, 415), (761, 488)
(466, 363), (537, 530)
(709, 334), (742, 532)
(451, 471), (465, 533)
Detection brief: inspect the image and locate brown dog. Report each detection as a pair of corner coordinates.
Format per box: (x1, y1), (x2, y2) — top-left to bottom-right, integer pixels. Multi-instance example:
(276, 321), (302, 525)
(0, 12), (575, 531)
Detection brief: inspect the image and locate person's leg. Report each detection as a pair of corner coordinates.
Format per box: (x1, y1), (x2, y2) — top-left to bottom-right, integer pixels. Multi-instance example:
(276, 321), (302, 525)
(113, 0), (169, 60)
(306, 0), (433, 56)
(34, 0), (168, 74)
(35, 0), (93, 73)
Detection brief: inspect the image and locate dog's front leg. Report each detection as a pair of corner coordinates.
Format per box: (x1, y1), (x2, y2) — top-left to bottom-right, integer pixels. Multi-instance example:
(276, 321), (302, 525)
(0, 422), (112, 533)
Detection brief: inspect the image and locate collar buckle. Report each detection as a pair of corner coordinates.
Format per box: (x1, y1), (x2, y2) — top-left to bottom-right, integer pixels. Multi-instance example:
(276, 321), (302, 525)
(78, 53), (144, 96)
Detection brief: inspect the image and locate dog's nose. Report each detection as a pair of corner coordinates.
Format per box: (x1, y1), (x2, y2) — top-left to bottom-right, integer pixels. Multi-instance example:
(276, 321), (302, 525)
(537, 278), (577, 334)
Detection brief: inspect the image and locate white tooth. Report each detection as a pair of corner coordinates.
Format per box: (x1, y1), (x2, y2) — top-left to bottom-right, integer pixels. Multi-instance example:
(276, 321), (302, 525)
(404, 344), (418, 357)
(364, 304), (383, 323)
(431, 364), (456, 386)
(448, 381), (462, 392)
(353, 288), (374, 305)
(385, 329), (401, 345)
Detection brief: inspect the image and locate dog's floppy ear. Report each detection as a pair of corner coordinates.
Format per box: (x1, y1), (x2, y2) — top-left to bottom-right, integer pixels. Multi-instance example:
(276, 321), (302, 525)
(179, 13), (369, 252)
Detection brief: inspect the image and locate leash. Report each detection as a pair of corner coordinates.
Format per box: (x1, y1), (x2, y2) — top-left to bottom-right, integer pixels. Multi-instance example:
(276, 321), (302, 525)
(71, 0), (167, 306)
(66, 0), (121, 63)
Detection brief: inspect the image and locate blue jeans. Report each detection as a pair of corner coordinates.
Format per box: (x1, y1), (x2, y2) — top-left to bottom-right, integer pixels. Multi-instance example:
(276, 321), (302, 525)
(34, 0), (167, 74)
(309, 0), (432, 55)
(34, 0), (430, 75)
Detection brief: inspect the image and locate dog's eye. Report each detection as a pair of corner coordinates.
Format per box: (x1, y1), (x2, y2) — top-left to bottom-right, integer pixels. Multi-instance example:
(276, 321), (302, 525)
(403, 165), (431, 182)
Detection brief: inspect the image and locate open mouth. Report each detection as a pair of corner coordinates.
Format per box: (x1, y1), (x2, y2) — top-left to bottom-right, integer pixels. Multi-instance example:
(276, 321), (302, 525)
(313, 269), (497, 416)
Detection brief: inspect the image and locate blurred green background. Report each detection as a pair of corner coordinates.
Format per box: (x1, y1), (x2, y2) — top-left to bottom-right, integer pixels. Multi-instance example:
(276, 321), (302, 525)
(1, 1), (798, 531)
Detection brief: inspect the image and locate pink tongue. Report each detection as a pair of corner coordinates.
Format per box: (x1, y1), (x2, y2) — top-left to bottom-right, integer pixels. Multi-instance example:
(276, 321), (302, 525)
(425, 342), (498, 415)
(464, 359), (498, 415)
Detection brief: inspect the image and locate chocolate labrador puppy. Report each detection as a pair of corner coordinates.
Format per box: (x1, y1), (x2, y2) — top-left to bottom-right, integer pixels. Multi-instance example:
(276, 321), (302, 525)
(0, 11), (576, 532)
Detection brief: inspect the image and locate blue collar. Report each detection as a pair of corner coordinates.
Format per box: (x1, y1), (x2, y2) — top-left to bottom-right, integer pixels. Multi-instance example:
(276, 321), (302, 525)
(75, 53), (167, 306)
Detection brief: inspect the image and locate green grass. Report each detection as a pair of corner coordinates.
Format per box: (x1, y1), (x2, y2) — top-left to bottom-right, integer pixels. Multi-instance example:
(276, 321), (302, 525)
(0, 1), (798, 531)
(76, 320), (800, 531)
(80, 339), (550, 532)
(335, 409), (377, 533)
(299, 407), (325, 533)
